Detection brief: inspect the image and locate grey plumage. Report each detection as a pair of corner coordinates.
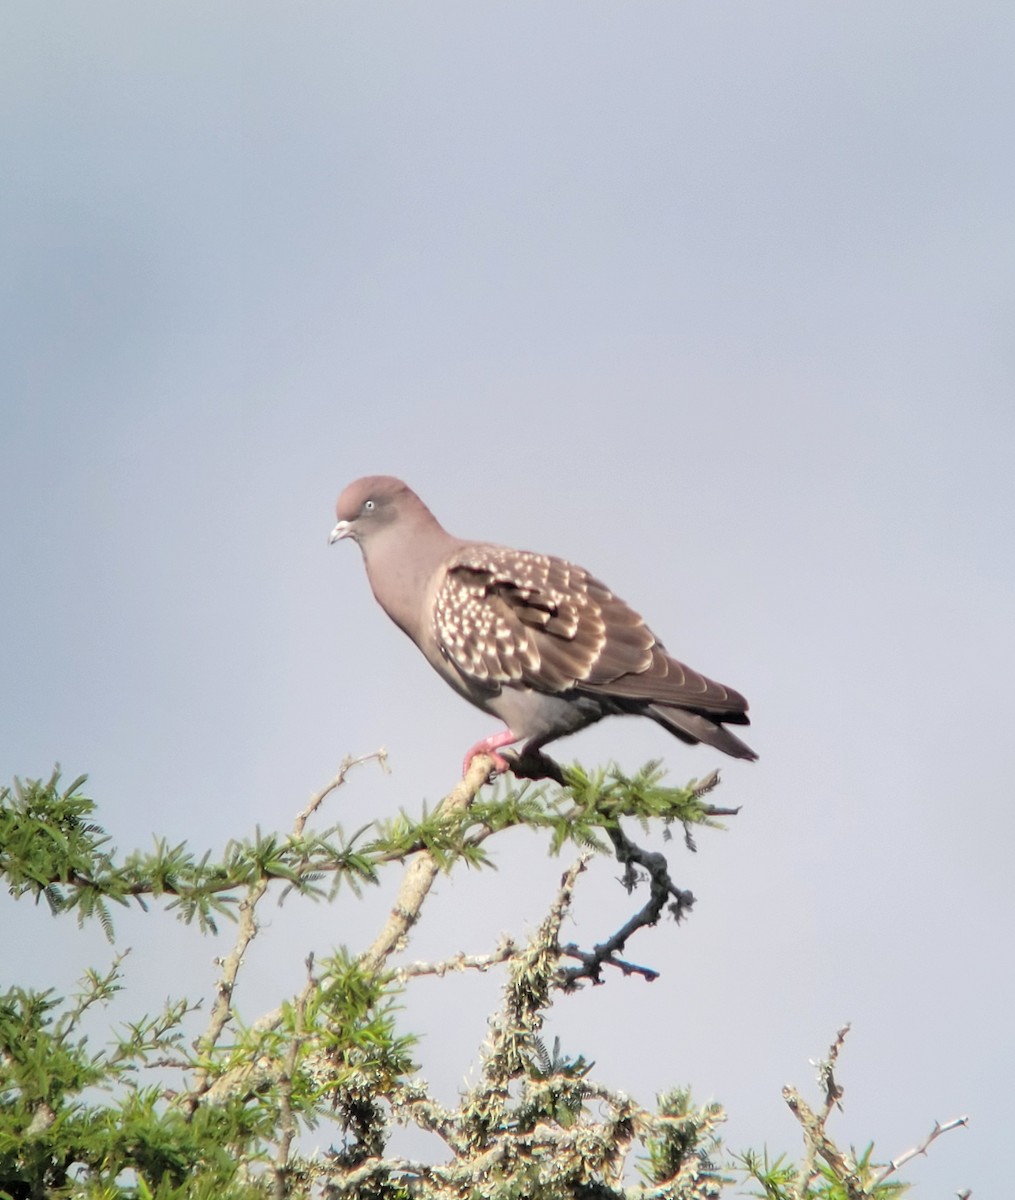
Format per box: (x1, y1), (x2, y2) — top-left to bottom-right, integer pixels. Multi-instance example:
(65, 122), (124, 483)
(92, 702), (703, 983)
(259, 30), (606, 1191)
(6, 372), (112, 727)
(331, 475), (756, 774)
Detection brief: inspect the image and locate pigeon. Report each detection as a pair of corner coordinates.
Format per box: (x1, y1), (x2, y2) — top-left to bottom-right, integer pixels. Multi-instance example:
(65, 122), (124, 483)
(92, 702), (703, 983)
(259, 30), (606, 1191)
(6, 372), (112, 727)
(330, 476), (756, 777)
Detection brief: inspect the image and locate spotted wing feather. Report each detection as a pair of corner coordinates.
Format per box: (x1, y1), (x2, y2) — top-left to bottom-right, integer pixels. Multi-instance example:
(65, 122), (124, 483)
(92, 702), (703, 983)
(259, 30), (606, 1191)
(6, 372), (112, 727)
(432, 545), (748, 723)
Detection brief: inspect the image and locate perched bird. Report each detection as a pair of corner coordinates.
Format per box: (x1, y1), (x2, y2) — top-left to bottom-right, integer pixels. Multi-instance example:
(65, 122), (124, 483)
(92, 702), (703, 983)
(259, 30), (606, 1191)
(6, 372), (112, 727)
(330, 476), (756, 777)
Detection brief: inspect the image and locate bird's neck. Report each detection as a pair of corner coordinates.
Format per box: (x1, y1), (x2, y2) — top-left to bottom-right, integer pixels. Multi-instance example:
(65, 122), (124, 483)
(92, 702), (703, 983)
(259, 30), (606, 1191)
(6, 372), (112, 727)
(361, 521), (459, 642)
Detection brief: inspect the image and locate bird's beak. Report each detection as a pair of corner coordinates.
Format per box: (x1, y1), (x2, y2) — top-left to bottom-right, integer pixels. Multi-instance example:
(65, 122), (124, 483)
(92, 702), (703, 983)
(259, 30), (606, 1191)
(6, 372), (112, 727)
(329, 520), (353, 545)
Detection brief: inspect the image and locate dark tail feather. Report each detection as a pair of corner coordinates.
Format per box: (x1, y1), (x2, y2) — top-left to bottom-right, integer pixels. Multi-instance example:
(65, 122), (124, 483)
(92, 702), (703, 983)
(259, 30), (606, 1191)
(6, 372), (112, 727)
(648, 703), (758, 762)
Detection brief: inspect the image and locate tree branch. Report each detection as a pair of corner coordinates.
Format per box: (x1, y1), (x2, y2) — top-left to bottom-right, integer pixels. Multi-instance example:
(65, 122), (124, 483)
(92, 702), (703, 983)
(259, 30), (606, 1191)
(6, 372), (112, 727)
(558, 822), (692, 988)
(196, 755), (494, 1110)
(181, 751), (385, 1114)
(785, 1026), (967, 1200)
(870, 1114), (970, 1190)
(782, 1085), (861, 1200)
(358, 753), (492, 974)
(396, 938), (520, 980)
(294, 749), (389, 836)
(793, 1023), (850, 1197)
(271, 953), (317, 1197)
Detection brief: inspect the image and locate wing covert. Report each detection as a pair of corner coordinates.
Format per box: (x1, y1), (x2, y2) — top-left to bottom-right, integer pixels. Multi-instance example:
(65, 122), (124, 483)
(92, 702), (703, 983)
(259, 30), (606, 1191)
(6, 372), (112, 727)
(432, 544), (656, 693)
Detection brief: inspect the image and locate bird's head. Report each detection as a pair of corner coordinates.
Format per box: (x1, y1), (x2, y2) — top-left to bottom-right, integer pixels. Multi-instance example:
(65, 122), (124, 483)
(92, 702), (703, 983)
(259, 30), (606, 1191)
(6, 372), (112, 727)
(330, 476), (423, 547)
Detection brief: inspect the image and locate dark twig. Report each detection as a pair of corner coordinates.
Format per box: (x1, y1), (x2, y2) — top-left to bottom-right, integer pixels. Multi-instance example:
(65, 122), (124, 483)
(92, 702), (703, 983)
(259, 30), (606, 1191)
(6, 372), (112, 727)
(559, 944), (659, 983)
(558, 823), (692, 988)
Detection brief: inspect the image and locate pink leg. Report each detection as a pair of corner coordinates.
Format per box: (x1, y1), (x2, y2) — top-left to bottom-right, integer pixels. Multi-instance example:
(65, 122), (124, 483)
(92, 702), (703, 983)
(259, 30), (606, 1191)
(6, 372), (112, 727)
(462, 728), (518, 776)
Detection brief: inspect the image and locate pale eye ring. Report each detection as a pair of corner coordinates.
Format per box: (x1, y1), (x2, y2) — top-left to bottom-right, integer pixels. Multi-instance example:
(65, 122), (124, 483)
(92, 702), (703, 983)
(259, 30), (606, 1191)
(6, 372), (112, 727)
(363, 499), (375, 511)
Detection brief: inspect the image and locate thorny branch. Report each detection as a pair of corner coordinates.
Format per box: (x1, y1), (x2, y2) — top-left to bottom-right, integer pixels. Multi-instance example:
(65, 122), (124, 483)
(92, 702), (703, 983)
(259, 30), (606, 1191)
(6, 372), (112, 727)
(326, 858), (658, 1194)
(448, 854), (591, 1143)
(870, 1115), (970, 1190)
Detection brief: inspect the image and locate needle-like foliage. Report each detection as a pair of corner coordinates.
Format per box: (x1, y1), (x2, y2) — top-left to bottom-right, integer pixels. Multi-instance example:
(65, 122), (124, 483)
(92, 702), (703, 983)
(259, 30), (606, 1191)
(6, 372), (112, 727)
(0, 759), (966, 1198)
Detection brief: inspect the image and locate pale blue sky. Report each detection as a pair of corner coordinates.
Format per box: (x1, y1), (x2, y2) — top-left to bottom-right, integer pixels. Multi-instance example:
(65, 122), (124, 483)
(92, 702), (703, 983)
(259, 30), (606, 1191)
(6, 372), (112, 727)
(2, 4), (1013, 1192)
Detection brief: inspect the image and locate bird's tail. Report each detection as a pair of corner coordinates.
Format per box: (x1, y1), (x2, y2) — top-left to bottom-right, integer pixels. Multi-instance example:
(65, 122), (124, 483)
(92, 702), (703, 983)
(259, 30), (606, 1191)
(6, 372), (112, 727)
(647, 703), (758, 761)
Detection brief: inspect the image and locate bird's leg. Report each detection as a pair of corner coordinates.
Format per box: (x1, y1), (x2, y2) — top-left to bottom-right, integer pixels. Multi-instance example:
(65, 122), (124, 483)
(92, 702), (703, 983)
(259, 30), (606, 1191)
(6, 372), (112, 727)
(462, 729), (518, 776)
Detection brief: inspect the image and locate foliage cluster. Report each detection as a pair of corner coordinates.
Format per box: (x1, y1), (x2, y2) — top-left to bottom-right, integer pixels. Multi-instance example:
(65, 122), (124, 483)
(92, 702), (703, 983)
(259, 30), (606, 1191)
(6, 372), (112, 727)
(0, 762), (962, 1198)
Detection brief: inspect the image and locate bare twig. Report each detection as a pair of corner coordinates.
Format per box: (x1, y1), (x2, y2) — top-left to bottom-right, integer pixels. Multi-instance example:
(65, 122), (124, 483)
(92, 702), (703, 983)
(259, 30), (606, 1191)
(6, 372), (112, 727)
(294, 749), (389, 837)
(870, 1115), (970, 1190)
(396, 938), (520, 980)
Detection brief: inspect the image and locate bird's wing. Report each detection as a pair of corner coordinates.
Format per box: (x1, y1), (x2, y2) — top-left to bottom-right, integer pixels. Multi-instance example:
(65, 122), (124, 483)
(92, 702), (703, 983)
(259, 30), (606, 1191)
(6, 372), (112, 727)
(433, 545), (747, 717)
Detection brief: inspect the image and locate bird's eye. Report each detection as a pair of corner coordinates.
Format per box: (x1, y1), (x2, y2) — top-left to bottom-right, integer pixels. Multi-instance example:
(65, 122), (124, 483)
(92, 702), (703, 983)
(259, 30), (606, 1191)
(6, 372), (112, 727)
(363, 499), (375, 512)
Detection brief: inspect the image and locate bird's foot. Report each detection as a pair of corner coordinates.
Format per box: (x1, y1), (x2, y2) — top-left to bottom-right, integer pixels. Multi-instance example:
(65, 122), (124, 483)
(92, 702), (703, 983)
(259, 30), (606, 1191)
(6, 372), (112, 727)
(462, 729), (518, 777)
(499, 747), (567, 785)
